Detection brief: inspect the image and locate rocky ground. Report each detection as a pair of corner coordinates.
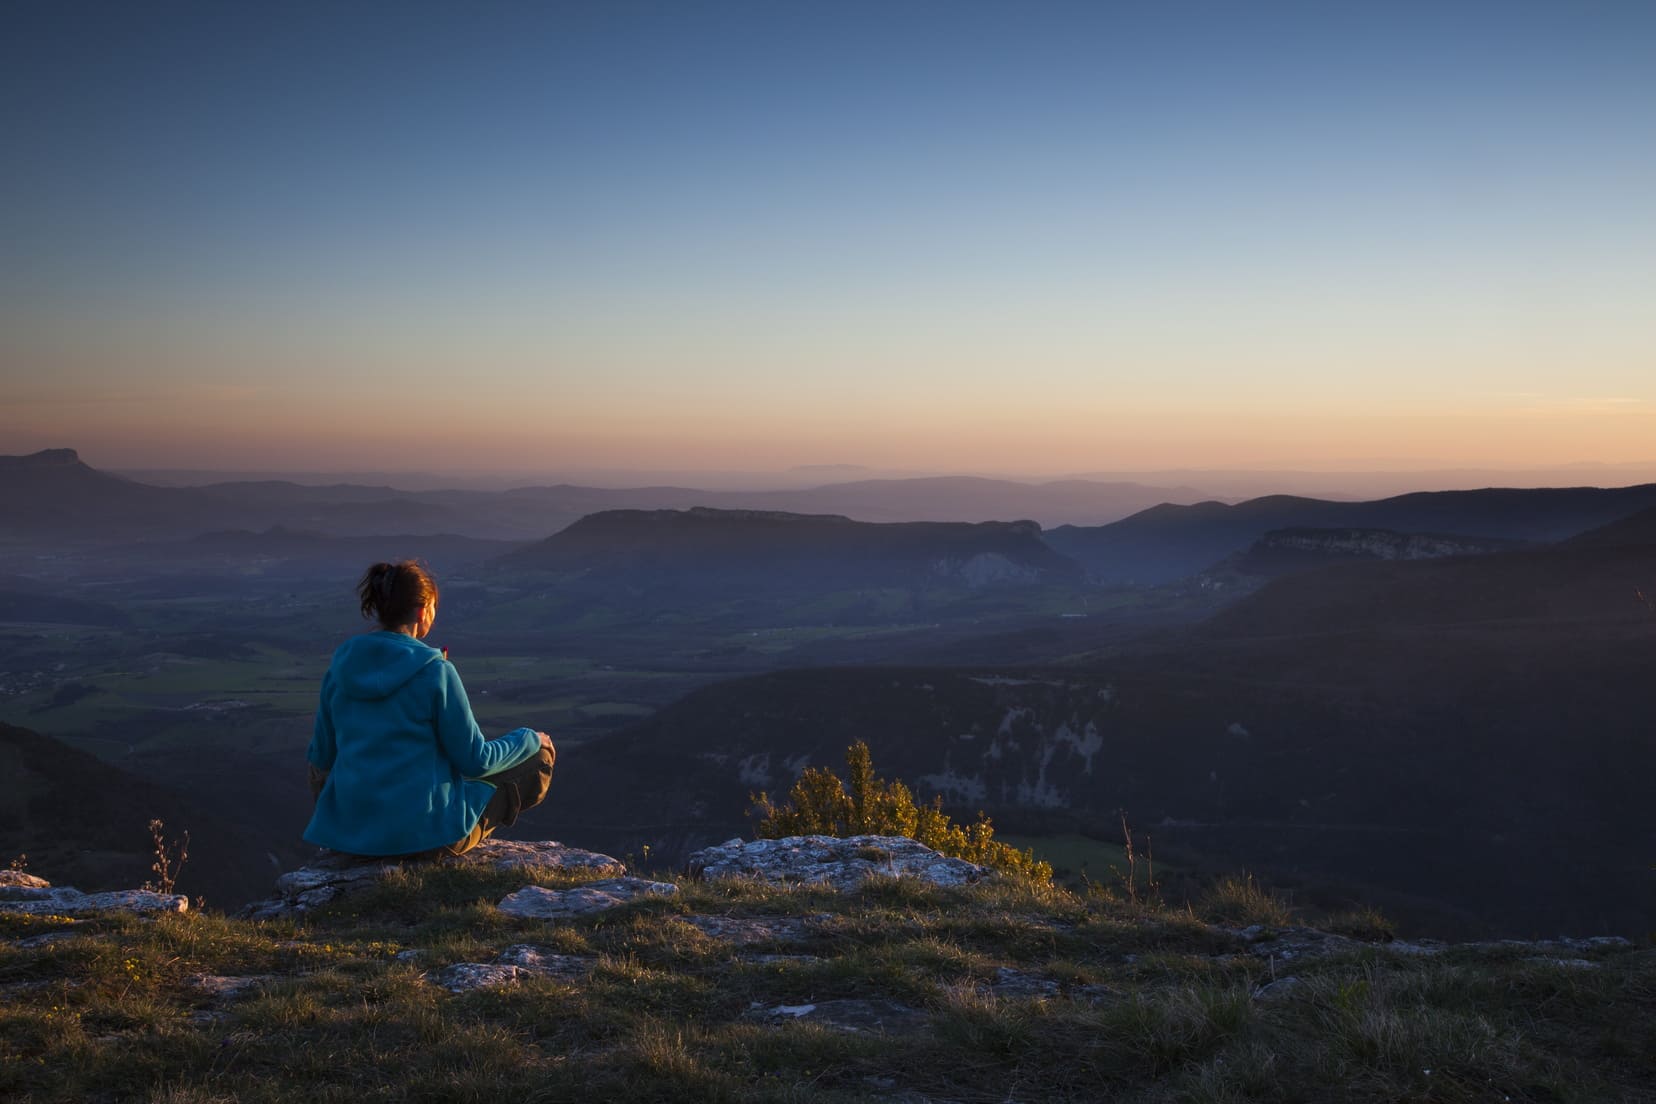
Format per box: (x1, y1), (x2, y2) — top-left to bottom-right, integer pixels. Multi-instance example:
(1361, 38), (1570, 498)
(1, 838), (1652, 1102)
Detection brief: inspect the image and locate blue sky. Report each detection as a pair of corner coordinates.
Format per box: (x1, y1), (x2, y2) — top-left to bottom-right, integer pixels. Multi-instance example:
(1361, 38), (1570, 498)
(4, 1), (1654, 475)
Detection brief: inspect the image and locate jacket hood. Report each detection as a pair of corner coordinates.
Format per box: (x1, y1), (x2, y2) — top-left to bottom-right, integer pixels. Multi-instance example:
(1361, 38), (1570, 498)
(331, 631), (443, 700)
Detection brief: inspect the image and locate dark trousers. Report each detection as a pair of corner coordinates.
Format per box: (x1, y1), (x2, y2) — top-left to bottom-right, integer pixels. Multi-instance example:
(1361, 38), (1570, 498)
(441, 745), (556, 857)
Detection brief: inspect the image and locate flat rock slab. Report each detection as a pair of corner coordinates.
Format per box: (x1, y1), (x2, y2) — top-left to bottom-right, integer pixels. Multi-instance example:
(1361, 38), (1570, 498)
(750, 998), (928, 1035)
(680, 913), (826, 946)
(0, 884), (187, 916)
(989, 966), (1062, 1000)
(241, 839), (627, 920)
(185, 974), (276, 1000)
(433, 962), (526, 993)
(689, 835), (989, 892)
(498, 877), (678, 920)
(495, 944), (596, 982)
(0, 871), (51, 889)
(740, 953), (825, 967)
(433, 944), (598, 992)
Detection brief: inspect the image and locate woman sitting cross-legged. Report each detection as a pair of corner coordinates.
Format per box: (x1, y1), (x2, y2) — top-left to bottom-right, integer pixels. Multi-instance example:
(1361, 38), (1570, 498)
(304, 560), (554, 859)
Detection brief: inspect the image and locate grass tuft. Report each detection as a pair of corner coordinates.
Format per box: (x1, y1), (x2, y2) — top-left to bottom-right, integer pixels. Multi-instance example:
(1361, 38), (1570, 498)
(1195, 873), (1294, 927)
(1324, 905), (1397, 943)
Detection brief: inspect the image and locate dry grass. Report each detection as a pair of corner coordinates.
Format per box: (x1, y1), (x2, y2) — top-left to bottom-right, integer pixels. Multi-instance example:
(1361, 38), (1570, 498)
(0, 862), (1651, 1103)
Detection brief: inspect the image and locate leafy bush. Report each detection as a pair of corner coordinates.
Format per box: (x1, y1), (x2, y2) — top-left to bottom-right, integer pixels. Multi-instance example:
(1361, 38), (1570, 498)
(751, 741), (1053, 882)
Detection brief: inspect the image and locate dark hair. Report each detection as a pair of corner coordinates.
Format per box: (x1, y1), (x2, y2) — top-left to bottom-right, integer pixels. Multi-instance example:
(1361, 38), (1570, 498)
(357, 560), (439, 628)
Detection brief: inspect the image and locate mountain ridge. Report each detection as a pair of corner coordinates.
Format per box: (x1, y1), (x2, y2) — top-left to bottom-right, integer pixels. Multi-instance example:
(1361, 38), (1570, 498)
(497, 507), (1079, 592)
(1047, 482), (1656, 583)
(1, 449), (1213, 540)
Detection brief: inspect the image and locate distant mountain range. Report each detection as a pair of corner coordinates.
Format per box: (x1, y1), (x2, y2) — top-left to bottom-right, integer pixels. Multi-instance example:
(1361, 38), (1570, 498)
(13, 449), (1656, 608)
(0, 449), (1210, 541)
(122, 461), (1656, 501)
(1046, 484), (1656, 583)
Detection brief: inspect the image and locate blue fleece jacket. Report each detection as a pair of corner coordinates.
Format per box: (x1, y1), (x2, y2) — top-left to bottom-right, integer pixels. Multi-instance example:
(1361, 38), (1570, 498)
(304, 631), (540, 856)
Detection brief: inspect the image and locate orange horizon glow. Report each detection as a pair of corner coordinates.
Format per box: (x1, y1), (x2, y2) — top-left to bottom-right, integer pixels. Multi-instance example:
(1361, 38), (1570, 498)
(8, 390), (1656, 479)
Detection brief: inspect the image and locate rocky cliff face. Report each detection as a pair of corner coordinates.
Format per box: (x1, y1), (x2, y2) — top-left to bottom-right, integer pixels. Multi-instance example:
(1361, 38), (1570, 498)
(1257, 527), (1520, 561)
(1213, 526), (1525, 582)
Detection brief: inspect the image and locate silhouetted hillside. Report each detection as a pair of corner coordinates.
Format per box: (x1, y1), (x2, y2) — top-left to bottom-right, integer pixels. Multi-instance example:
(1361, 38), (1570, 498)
(498, 508), (1084, 592)
(0, 722), (275, 908)
(542, 522), (1656, 938)
(1565, 504), (1656, 548)
(0, 448), (203, 536)
(1047, 484), (1656, 583)
(1203, 530), (1656, 638)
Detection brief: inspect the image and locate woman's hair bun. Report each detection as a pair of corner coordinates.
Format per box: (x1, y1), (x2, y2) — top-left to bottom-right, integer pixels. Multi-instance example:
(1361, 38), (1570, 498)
(357, 560), (438, 628)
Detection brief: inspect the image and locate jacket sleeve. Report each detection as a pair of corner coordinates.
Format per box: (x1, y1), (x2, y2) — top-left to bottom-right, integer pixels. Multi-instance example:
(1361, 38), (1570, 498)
(307, 668), (338, 772)
(432, 661), (539, 779)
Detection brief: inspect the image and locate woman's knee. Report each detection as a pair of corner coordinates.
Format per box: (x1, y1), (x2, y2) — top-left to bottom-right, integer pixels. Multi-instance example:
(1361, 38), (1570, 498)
(523, 746), (554, 809)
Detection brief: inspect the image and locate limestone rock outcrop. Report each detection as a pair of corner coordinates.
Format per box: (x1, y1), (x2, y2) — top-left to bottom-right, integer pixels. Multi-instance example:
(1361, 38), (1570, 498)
(431, 944), (598, 992)
(240, 839), (626, 920)
(688, 835), (990, 891)
(0, 869), (187, 917)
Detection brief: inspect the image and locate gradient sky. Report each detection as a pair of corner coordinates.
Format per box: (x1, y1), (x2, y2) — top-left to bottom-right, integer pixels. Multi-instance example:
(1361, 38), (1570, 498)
(3, 1), (1654, 477)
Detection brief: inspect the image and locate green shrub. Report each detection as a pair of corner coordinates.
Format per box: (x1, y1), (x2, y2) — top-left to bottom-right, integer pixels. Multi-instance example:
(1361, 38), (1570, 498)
(752, 741), (1053, 883)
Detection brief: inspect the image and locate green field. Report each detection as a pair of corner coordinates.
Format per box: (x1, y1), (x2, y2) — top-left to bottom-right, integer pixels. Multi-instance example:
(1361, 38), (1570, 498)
(998, 832), (1180, 894)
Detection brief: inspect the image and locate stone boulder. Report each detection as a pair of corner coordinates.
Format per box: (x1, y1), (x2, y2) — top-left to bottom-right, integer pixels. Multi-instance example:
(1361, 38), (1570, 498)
(240, 839), (626, 920)
(688, 835), (990, 892)
(458, 839), (626, 876)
